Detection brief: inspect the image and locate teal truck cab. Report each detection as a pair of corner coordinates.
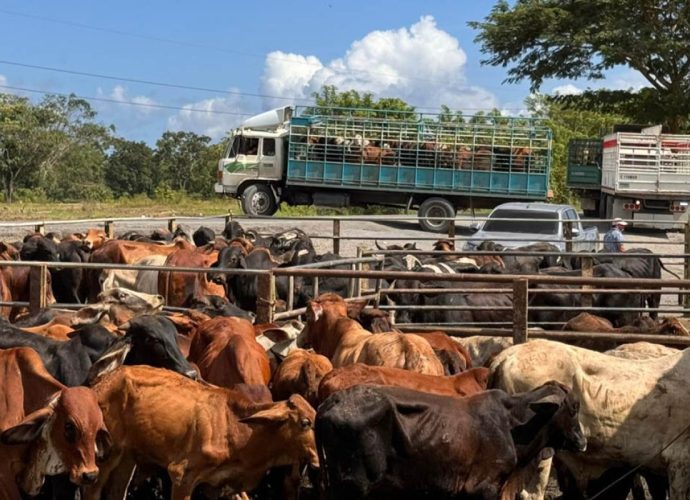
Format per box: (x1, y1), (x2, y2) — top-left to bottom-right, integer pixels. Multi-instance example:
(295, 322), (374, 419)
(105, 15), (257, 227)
(215, 106), (553, 232)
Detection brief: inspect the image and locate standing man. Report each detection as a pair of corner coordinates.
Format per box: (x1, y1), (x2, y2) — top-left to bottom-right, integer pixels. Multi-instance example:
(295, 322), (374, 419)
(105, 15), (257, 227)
(603, 218), (628, 252)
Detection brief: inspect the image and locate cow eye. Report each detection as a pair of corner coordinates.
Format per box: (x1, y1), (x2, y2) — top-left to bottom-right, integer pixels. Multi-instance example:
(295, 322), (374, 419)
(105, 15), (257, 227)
(571, 402), (580, 415)
(300, 418), (311, 429)
(64, 422), (77, 443)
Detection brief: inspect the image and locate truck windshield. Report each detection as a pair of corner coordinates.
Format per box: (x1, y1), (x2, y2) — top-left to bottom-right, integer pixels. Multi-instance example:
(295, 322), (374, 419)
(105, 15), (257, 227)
(483, 210), (558, 234)
(226, 135), (259, 157)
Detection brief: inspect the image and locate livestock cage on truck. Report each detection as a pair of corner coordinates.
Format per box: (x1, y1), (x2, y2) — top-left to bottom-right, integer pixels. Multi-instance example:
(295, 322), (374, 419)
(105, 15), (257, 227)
(567, 131), (690, 226)
(215, 106), (553, 232)
(284, 107), (553, 230)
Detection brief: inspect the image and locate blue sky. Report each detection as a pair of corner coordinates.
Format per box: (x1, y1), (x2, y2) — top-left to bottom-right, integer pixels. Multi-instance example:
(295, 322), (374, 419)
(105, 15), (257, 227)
(0, 1), (647, 144)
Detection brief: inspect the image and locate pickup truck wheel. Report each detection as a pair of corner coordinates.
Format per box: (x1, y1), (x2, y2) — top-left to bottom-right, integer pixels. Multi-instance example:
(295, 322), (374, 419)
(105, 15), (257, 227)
(241, 184), (277, 216)
(418, 197), (455, 233)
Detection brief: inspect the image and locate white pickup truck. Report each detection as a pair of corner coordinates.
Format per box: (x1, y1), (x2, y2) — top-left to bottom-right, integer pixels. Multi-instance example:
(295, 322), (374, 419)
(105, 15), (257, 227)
(463, 202), (598, 252)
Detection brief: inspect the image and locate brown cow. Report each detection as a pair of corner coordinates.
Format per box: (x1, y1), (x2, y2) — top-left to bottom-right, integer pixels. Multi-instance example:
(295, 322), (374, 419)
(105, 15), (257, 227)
(64, 229), (109, 251)
(412, 331), (473, 374)
(1, 266), (56, 321)
(84, 365), (318, 500)
(301, 293), (444, 375)
(271, 349), (333, 406)
(318, 364), (489, 403)
(565, 312), (690, 336)
(0, 348), (110, 497)
(189, 316), (271, 386)
(158, 241), (226, 307)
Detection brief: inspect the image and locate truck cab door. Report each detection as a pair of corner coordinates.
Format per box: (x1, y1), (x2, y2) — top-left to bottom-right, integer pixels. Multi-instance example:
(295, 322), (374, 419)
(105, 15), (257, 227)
(258, 138), (277, 178)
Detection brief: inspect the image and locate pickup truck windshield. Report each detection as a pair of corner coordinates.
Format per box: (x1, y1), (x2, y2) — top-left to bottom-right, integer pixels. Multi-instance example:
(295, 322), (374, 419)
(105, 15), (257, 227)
(483, 210), (559, 234)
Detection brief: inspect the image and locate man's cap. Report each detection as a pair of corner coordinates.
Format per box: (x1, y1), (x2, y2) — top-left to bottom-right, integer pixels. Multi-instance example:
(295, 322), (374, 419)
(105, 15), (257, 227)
(612, 218), (628, 226)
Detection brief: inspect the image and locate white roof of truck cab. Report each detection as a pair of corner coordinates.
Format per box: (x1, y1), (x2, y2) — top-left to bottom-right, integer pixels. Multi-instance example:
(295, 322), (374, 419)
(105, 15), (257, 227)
(491, 202), (573, 214)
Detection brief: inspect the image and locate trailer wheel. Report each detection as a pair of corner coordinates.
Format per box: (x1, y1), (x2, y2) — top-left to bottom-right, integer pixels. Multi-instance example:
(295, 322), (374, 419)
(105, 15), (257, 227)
(241, 184), (277, 217)
(418, 197), (455, 233)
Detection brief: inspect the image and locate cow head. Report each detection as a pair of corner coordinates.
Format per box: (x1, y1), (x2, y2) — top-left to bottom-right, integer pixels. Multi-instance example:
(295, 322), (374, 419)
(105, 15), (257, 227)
(88, 315), (198, 383)
(79, 229), (109, 251)
(240, 394), (319, 469)
(512, 381), (587, 455)
(20, 235), (60, 262)
(0, 387), (111, 494)
(209, 246), (247, 285)
(193, 226), (216, 247)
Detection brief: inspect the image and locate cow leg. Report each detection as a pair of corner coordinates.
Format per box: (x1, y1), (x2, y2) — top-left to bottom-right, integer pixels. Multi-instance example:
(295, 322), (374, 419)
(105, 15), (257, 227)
(518, 456), (552, 500)
(668, 461), (690, 500)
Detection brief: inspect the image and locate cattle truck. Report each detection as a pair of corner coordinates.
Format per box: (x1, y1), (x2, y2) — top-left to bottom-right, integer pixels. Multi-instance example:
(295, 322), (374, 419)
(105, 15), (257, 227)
(567, 125), (690, 228)
(215, 106), (553, 232)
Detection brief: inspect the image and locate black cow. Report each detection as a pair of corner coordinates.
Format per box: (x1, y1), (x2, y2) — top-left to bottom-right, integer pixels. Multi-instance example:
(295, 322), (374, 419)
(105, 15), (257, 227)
(405, 280), (513, 325)
(193, 226), (216, 247)
(20, 234), (60, 262)
(211, 247), (307, 312)
(51, 240), (90, 304)
(0, 314), (195, 387)
(222, 220), (245, 240)
(477, 240), (561, 274)
(316, 382), (586, 499)
(185, 295), (254, 320)
(269, 228), (316, 266)
(0, 319), (115, 386)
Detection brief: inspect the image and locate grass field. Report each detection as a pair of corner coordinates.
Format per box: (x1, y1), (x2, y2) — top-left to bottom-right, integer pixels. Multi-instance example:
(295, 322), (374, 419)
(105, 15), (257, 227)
(0, 197), (409, 221)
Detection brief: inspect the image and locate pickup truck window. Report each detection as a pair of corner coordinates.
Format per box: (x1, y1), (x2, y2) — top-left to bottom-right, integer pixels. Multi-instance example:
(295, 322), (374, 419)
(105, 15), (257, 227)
(483, 209), (559, 235)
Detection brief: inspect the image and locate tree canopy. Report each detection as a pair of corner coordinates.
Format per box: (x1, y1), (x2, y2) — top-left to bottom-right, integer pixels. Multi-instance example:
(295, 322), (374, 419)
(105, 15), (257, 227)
(470, 0), (690, 131)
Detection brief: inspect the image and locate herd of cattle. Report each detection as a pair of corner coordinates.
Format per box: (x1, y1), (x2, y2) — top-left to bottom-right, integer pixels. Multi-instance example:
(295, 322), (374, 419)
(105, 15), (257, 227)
(299, 132), (537, 171)
(0, 221), (687, 499)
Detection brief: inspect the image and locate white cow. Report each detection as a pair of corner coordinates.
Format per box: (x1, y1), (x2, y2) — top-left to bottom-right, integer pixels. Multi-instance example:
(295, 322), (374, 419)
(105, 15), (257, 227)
(490, 339), (690, 498)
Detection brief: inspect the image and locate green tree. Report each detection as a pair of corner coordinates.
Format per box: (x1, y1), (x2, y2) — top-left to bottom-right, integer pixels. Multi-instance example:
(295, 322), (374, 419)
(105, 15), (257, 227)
(105, 139), (156, 197)
(471, 0), (690, 131)
(310, 85), (415, 119)
(0, 93), (111, 203)
(526, 94), (625, 203)
(154, 131), (212, 195)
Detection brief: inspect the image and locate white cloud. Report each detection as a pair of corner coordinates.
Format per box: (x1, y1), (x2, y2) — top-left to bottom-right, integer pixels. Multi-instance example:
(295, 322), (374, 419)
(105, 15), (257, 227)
(552, 84), (583, 96)
(0, 74), (7, 88)
(167, 91), (255, 140)
(260, 15), (497, 112)
(101, 85), (157, 115)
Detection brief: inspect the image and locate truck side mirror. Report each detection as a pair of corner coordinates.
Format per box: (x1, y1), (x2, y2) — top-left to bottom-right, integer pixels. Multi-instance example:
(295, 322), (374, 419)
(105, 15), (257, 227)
(469, 222), (481, 232)
(571, 227), (580, 236)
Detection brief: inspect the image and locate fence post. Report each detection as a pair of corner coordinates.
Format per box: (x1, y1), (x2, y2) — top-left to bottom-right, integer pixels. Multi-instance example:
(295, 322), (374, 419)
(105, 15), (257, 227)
(356, 246), (365, 297)
(168, 218), (177, 233)
(447, 217), (456, 243)
(564, 221), (573, 253)
(513, 278), (529, 344)
(34, 223), (45, 235)
(678, 220), (690, 316)
(104, 220), (115, 239)
(581, 255), (593, 309)
(29, 265), (48, 315)
(225, 214), (232, 227)
(333, 219), (341, 255)
(256, 272), (275, 324)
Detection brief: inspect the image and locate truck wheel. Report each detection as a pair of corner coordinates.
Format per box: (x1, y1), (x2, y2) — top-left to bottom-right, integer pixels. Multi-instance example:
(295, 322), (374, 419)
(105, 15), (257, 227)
(241, 184), (277, 216)
(418, 197), (455, 233)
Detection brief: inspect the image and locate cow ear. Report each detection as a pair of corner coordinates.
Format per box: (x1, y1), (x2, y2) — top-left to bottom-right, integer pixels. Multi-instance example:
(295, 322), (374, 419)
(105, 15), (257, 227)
(1, 407), (53, 445)
(71, 305), (109, 326)
(96, 429), (112, 461)
(306, 302), (323, 323)
(87, 339), (132, 385)
(346, 300), (368, 319)
(239, 405), (289, 425)
(528, 393), (563, 417)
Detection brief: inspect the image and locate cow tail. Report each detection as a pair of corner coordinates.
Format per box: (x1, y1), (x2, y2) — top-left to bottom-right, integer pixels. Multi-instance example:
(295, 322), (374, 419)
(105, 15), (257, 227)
(659, 260), (682, 279)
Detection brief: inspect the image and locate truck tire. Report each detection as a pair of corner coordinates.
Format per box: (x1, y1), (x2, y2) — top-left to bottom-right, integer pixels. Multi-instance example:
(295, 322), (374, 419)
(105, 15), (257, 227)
(241, 184), (277, 217)
(418, 197), (455, 233)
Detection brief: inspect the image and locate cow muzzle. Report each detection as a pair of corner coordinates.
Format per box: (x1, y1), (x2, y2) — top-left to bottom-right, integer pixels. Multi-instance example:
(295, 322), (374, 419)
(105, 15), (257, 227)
(71, 468), (99, 486)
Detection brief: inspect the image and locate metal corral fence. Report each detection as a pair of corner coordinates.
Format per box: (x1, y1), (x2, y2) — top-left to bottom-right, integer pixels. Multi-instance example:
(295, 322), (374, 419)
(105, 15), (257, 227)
(2, 212), (688, 254)
(7, 256), (690, 349)
(1, 213), (689, 342)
